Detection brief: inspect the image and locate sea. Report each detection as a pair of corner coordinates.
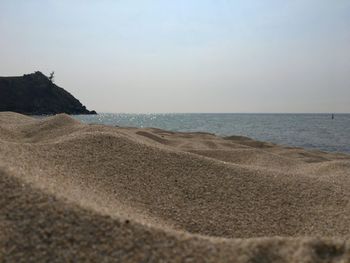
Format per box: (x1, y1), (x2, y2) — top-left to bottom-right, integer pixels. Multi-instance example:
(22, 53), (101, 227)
(74, 113), (350, 154)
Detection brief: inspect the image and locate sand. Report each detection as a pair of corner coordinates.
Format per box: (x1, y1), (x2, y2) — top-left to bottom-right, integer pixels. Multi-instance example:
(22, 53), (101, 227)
(1, 112), (350, 262)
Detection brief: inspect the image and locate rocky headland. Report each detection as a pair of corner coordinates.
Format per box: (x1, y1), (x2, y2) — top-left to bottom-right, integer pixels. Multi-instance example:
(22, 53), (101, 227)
(0, 71), (96, 115)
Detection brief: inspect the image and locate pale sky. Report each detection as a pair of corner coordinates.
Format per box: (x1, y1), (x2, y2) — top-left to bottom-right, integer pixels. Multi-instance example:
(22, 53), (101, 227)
(1, 0), (349, 113)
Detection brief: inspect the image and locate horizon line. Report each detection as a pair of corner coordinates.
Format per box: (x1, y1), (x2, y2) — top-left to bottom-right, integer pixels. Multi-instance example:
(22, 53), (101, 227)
(86, 112), (350, 115)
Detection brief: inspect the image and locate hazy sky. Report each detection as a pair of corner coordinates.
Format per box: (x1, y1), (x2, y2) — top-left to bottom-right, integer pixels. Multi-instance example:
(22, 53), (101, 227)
(1, 0), (349, 113)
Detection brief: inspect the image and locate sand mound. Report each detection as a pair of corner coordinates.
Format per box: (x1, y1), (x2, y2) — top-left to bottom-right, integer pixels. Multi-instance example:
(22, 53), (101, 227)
(1, 112), (350, 262)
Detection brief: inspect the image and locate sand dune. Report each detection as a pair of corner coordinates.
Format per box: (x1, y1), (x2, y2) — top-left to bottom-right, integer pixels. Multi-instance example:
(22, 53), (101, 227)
(1, 112), (350, 262)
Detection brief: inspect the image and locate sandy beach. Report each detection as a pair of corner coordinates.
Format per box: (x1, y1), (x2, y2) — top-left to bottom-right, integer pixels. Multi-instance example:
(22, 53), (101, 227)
(1, 111), (350, 262)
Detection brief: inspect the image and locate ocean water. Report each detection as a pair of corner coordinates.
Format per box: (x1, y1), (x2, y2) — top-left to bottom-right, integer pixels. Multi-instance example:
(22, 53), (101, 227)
(74, 113), (350, 154)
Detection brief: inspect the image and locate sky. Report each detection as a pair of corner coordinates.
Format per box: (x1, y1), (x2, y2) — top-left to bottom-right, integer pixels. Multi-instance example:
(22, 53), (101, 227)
(1, 0), (349, 113)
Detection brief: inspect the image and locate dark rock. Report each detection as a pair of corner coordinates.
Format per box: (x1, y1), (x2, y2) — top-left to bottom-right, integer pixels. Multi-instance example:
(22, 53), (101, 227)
(0, 71), (97, 115)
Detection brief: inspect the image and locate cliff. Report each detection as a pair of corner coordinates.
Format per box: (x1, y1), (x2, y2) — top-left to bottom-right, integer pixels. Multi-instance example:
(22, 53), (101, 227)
(0, 71), (96, 115)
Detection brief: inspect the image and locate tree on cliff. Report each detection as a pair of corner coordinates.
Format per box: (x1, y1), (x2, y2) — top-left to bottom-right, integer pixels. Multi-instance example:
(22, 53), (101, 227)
(49, 71), (55, 83)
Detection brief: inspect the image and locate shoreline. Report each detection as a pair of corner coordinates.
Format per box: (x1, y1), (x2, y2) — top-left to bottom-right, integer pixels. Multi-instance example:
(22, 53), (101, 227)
(73, 112), (350, 155)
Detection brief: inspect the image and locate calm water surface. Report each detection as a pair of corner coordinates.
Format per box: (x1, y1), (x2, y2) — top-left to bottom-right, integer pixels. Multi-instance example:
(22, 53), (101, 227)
(74, 113), (350, 154)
